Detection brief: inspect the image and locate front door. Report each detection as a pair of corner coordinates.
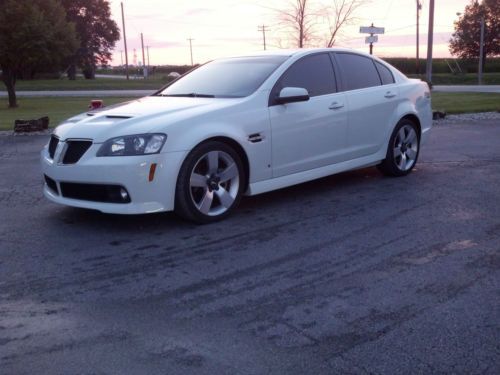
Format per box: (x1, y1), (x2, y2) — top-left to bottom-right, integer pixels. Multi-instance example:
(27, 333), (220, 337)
(268, 53), (348, 177)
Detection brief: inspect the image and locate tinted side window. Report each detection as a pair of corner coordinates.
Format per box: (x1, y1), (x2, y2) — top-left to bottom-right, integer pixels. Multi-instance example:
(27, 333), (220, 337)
(274, 53), (336, 99)
(336, 53), (381, 91)
(375, 61), (395, 85)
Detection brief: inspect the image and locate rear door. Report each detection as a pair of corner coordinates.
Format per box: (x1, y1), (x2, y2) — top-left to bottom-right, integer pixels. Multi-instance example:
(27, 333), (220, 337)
(332, 53), (399, 159)
(268, 53), (348, 177)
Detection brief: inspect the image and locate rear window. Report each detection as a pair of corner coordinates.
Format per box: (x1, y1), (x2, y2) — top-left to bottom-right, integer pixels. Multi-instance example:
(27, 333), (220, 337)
(335, 53), (381, 91)
(375, 61), (395, 85)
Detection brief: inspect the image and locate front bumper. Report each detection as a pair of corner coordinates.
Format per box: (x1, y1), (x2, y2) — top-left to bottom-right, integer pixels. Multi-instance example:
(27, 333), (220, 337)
(41, 144), (187, 214)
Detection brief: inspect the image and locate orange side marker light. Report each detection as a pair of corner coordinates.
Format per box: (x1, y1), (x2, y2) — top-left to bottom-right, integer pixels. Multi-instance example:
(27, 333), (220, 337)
(149, 163), (157, 182)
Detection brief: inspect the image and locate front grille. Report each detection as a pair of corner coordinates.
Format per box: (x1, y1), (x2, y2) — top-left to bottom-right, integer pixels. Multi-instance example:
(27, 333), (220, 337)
(48, 136), (59, 159)
(44, 175), (58, 195)
(60, 182), (130, 203)
(62, 140), (92, 164)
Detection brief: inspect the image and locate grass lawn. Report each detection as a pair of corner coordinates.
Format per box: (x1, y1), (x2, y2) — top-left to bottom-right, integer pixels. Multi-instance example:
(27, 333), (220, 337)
(1, 92), (498, 131)
(407, 72), (500, 85)
(432, 92), (500, 114)
(0, 96), (134, 131)
(13, 76), (168, 91)
(8, 73), (500, 91)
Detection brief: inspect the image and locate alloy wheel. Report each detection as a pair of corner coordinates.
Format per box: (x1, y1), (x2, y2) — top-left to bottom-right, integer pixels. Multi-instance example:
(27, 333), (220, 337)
(393, 124), (418, 171)
(189, 150), (240, 216)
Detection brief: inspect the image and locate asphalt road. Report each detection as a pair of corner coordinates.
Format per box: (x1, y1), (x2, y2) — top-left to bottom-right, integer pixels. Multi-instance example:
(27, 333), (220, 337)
(431, 85), (500, 93)
(1, 85), (499, 97)
(1, 121), (499, 374)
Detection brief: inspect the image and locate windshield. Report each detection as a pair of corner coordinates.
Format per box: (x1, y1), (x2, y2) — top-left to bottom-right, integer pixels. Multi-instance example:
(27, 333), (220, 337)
(157, 56), (288, 98)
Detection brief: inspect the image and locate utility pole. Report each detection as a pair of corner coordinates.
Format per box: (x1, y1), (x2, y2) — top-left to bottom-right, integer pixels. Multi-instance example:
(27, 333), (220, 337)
(121, 2), (129, 80)
(140, 32), (147, 78)
(258, 25), (269, 50)
(369, 23), (374, 55)
(478, 16), (485, 85)
(146, 45), (150, 71)
(187, 38), (194, 66)
(416, 0), (422, 74)
(425, 0), (435, 84)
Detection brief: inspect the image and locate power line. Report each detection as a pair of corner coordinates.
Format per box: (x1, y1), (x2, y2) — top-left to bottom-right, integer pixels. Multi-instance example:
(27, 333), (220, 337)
(257, 24), (270, 50)
(382, 0), (396, 21)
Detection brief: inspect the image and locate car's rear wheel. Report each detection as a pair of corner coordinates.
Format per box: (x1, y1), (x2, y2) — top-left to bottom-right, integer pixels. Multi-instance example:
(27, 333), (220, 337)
(378, 119), (420, 177)
(175, 141), (245, 223)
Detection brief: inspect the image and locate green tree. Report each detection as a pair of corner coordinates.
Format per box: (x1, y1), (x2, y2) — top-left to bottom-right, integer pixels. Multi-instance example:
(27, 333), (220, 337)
(449, 0), (500, 65)
(61, 0), (120, 80)
(0, 0), (78, 108)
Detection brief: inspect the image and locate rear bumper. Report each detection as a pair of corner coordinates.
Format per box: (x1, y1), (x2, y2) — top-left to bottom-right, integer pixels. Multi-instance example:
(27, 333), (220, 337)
(421, 125), (431, 145)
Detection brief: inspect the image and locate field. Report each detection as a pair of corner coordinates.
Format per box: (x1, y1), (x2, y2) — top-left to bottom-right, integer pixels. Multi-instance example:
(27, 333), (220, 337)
(14, 77), (167, 91)
(1, 93), (498, 131)
(0, 96), (134, 131)
(431, 92), (500, 114)
(8, 72), (500, 92)
(408, 73), (500, 85)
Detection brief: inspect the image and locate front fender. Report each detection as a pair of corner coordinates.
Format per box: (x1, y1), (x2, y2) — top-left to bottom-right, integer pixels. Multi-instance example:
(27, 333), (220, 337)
(161, 108), (272, 185)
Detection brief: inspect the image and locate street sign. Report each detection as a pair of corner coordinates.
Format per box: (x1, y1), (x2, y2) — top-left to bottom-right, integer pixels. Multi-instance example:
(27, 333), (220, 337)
(360, 26), (385, 34)
(365, 35), (378, 44)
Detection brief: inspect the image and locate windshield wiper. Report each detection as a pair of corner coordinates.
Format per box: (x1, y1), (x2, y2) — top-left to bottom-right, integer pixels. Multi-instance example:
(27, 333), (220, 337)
(160, 93), (215, 98)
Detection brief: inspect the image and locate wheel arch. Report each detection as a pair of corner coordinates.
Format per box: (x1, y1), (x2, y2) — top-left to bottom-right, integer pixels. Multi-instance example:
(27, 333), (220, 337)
(400, 113), (422, 139)
(187, 136), (250, 191)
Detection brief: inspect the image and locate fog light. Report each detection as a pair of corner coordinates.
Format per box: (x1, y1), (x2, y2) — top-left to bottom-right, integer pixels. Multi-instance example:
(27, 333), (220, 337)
(120, 188), (129, 201)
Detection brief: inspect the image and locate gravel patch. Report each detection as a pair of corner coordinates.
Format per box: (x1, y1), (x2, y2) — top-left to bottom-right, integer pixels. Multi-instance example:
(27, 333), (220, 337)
(433, 111), (500, 125)
(0, 129), (52, 137)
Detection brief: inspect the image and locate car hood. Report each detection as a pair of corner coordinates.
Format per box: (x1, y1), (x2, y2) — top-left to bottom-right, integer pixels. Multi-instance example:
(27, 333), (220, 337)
(53, 96), (234, 143)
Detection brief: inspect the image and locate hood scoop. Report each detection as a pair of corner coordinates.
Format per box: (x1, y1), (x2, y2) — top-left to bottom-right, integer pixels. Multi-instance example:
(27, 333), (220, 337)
(77, 113), (135, 126)
(106, 115), (134, 119)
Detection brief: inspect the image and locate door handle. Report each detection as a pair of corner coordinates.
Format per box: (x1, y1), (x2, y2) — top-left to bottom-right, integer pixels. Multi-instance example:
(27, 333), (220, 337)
(384, 91), (396, 98)
(329, 102), (344, 110)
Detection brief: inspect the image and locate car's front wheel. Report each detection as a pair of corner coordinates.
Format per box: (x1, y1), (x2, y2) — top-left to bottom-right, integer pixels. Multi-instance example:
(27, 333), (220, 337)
(175, 141), (245, 223)
(378, 119), (420, 177)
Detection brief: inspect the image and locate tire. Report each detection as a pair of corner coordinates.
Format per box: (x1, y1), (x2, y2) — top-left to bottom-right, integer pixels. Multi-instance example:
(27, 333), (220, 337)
(175, 141), (245, 224)
(378, 118), (420, 177)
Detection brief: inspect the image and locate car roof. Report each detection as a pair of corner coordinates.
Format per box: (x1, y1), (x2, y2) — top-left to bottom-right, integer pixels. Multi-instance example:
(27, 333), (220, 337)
(222, 47), (373, 60)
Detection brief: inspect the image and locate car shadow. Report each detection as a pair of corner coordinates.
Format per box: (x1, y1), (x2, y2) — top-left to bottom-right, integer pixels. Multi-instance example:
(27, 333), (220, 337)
(53, 166), (385, 231)
(240, 167), (383, 210)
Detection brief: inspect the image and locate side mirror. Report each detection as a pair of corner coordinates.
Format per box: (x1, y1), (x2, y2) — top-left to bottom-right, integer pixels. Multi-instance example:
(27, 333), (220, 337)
(276, 87), (310, 104)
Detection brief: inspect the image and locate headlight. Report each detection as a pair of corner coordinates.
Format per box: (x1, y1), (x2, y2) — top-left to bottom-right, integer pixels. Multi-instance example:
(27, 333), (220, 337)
(97, 133), (167, 156)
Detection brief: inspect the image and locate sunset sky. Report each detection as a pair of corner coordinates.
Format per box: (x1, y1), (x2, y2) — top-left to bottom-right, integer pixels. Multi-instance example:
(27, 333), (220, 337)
(108, 0), (473, 66)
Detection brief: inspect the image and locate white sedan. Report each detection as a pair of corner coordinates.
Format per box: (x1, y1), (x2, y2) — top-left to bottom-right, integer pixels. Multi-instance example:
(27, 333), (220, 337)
(41, 48), (432, 223)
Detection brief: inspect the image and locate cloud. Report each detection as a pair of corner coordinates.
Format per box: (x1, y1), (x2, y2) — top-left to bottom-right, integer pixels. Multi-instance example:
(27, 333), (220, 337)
(340, 31), (452, 47)
(181, 8), (215, 17)
(378, 32), (452, 46)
